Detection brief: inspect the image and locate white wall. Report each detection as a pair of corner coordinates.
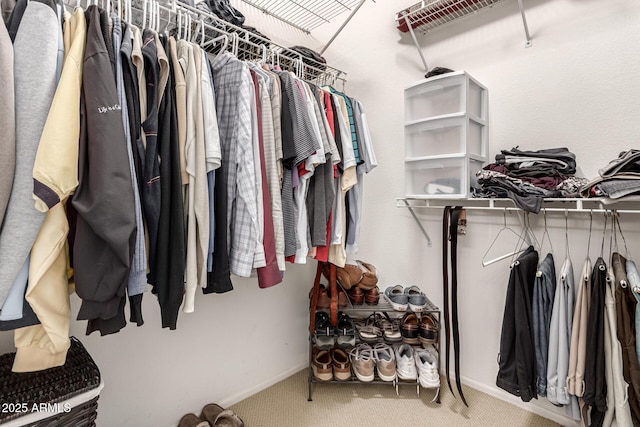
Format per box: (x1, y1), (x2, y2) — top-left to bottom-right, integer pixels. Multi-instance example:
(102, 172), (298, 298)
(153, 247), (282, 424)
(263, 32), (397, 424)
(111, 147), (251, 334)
(2, 1), (640, 425)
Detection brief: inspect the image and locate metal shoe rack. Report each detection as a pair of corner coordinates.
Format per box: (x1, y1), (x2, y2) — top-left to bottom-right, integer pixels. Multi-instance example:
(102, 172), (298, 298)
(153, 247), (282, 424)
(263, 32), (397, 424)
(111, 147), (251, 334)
(307, 262), (442, 402)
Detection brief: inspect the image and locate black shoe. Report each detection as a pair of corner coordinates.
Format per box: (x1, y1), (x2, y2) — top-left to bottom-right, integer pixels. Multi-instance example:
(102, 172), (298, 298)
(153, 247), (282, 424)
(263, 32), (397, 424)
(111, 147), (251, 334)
(314, 312), (334, 350)
(335, 312), (356, 349)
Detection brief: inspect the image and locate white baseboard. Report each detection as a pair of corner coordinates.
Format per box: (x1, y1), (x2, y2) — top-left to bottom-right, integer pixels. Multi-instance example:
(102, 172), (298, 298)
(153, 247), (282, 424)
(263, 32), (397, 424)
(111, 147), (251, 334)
(457, 375), (581, 427)
(219, 361), (308, 408)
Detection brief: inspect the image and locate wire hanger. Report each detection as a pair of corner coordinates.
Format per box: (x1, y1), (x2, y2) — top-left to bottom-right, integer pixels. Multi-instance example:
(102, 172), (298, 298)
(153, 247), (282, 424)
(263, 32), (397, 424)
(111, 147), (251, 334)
(586, 209), (593, 260)
(564, 210), (570, 259)
(599, 211), (609, 263)
(482, 209), (528, 267)
(539, 208), (554, 255)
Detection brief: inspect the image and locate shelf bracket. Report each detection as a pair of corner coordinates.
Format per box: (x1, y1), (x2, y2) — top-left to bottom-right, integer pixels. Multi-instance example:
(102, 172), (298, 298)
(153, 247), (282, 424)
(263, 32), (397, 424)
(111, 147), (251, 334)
(402, 11), (429, 72)
(401, 199), (433, 247)
(320, 0), (370, 55)
(517, 0), (532, 47)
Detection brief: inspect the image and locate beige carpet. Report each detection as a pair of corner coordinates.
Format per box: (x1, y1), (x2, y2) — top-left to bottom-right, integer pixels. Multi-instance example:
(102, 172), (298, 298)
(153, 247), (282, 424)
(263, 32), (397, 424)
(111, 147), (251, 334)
(229, 369), (560, 427)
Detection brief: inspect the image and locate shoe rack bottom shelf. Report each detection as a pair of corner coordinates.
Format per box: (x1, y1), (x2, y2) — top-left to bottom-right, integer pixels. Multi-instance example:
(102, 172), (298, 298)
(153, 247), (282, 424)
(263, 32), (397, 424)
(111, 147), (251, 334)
(307, 374), (441, 401)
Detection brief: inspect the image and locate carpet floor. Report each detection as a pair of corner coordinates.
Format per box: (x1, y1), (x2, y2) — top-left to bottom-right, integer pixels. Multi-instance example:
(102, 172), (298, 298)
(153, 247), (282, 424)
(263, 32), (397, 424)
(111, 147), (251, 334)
(229, 369), (560, 427)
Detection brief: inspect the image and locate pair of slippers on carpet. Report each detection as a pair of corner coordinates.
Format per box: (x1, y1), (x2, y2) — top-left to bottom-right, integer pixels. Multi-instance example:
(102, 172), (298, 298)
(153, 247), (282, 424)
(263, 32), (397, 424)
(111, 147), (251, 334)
(179, 403), (244, 427)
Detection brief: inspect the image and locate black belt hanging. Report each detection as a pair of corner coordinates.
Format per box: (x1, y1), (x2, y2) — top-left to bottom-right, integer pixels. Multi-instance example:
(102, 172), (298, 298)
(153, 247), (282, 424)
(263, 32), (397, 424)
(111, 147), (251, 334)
(443, 206), (468, 407)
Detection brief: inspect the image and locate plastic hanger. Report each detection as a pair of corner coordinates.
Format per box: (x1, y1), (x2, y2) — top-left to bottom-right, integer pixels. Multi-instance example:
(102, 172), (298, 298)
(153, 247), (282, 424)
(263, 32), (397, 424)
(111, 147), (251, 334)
(482, 209), (529, 267)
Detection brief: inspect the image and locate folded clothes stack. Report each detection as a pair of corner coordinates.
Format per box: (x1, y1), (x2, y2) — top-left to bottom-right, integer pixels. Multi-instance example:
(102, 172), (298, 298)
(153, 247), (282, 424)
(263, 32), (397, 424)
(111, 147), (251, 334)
(473, 147), (588, 213)
(580, 149), (640, 203)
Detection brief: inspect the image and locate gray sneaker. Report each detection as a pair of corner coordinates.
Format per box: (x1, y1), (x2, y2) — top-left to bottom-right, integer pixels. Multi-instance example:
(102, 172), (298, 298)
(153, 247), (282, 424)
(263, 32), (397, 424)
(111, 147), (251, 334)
(349, 343), (375, 382)
(373, 343), (396, 382)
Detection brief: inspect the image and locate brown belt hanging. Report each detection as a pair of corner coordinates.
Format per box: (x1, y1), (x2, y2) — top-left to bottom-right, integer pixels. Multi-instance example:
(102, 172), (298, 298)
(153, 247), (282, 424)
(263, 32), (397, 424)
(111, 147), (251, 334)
(443, 206), (468, 407)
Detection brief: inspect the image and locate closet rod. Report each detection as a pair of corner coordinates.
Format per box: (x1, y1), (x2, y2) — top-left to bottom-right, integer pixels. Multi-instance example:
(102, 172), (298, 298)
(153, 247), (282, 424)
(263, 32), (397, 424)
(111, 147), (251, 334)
(397, 200), (640, 215)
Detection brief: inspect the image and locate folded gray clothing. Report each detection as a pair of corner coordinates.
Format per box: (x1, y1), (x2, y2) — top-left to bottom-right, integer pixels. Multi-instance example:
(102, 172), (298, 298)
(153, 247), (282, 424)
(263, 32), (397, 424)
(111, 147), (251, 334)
(497, 147), (576, 175)
(579, 174), (640, 198)
(475, 170), (558, 213)
(595, 179), (640, 199)
(599, 149), (640, 178)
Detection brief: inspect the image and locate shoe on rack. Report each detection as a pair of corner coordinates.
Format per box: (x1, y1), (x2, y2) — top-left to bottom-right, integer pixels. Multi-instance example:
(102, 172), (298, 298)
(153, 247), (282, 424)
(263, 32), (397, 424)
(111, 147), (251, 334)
(179, 414), (210, 427)
(419, 313), (439, 345)
(401, 312), (420, 345)
(314, 312), (335, 350)
(336, 311), (356, 349)
(415, 348), (440, 389)
(316, 285), (330, 309)
(404, 285), (427, 312)
(322, 262), (356, 290)
(372, 343), (396, 382)
(395, 344), (418, 381)
(349, 343), (375, 382)
(384, 285), (409, 311)
(336, 287), (348, 308)
(355, 313), (383, 344)
(331, 348), (352, 381)
(356, 260), (378, 290)
(364, 286), (380, 305)
(343, 262), (364, 286)
(348, 286), (364, 305)
(312, 349), (334, 381)
(379, 313), (402, 344)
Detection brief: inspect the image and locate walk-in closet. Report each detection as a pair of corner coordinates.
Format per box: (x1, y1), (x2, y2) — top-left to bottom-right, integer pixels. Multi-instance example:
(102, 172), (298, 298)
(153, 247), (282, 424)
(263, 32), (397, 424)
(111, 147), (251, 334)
(1, 0), (640, 426)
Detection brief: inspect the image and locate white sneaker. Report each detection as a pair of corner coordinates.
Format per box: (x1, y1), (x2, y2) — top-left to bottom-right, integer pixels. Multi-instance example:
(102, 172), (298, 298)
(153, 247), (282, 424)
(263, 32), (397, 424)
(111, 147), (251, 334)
(415, 348), (440, 388)
(395, 344), (417, 380)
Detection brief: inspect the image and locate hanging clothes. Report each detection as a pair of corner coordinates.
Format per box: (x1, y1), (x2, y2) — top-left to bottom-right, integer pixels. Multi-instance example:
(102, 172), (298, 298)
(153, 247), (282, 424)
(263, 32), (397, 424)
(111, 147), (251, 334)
(584, 257), (608, 427)
(496, 246), (539, 402)
(0, 0), (57, 312)
(0, 2), (14, 225)
(210, 52), (263, 278)
(532, 253), (556, 397)
(547, 256), (580, 419)
(626, 259), (640, 366)
(603, 260), (633, 427)
(154, 35), (186, 329)
(612, 253), (640, 424)
(72, 5), (136, 336)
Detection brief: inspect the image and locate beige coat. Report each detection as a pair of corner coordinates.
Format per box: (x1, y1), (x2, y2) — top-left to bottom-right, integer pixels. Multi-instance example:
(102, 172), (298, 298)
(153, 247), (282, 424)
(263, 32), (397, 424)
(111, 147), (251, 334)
(13, 9), (86, 372)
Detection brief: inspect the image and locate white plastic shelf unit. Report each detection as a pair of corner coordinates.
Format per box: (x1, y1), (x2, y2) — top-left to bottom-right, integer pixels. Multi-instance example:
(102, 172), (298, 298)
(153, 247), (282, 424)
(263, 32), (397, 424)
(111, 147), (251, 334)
(396, 0), (531, 71)
(404, 71), (488, 199)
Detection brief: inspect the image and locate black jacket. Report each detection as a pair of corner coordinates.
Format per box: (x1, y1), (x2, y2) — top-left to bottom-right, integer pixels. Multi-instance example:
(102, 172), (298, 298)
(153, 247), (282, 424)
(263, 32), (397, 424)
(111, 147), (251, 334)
(584, 257), (608, 426)
(72, 6), (136, 333)
(496, 246), (539, 402)
(155, 35), (186, 329)
(141, 29), (162, 286)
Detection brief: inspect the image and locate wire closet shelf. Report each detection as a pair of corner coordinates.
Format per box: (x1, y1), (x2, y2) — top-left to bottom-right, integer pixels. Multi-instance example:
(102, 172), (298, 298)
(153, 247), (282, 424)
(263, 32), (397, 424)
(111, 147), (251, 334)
(65, 0), (348, 87)
(396, 0), (515, 34)
(238, 0), (365, 33)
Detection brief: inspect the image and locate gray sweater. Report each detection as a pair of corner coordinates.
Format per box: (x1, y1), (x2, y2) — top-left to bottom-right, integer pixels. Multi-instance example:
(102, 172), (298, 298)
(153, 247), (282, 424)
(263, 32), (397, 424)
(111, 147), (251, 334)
(0, 9), (14, 226)
(0, 0), (58, 307)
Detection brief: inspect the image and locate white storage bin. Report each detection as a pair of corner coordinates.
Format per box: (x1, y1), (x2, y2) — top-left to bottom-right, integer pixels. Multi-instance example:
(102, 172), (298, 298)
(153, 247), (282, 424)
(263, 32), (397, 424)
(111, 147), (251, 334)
(404, 156), (484, 198)
(405, 115), (486, 158)
(404, 71), (487, 122)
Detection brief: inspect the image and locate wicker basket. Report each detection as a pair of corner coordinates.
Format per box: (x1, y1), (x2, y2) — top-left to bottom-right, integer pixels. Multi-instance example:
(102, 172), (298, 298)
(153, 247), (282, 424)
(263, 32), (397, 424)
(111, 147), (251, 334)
(0, 337), (101, 426)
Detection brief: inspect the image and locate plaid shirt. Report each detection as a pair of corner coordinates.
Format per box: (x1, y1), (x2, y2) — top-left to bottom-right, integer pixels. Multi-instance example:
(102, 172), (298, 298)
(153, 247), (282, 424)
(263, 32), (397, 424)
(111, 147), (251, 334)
(211, 53), (263, 277)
